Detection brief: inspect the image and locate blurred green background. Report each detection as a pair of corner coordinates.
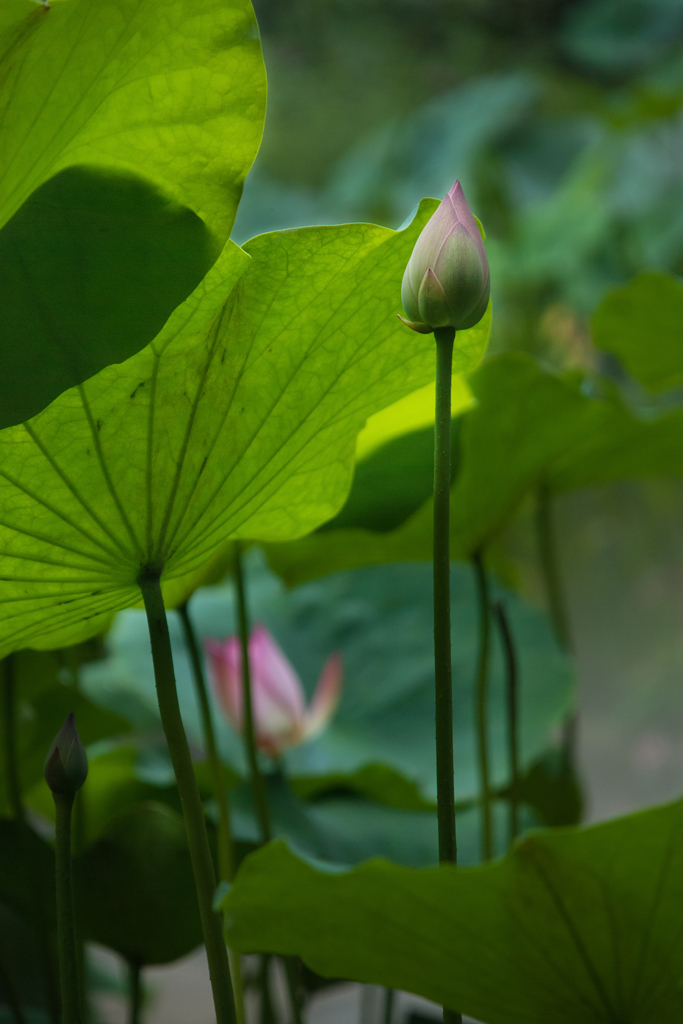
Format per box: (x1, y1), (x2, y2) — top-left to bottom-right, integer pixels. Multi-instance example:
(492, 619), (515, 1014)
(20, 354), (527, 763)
(237, 0), (683, 822)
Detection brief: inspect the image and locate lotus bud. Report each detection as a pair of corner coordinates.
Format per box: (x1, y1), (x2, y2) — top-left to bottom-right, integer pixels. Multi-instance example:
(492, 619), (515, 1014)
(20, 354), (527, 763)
(44, 713), (88, 796)
(399, 180), (490, 334)
(206, 625), (343, 759)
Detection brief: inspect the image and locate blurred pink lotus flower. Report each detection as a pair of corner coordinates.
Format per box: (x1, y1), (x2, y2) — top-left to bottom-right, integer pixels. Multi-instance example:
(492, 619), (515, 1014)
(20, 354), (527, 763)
(206, 625), (343, 758)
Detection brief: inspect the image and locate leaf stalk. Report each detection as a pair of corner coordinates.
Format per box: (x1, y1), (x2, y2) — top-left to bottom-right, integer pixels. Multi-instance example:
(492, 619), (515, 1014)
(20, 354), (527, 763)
(138, 569), (235, 1024)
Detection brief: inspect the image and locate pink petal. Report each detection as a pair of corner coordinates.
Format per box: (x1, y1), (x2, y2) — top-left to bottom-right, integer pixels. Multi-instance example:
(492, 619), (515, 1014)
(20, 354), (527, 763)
(205, 637), (243, 732)
(303, 653), (343, 740)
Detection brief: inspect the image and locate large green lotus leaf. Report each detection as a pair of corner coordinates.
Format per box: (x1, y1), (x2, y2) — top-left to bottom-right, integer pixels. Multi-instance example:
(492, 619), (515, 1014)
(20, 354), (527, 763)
(82, 553), (572, 807)
(0, 165), (221, 428)
(266, 354), (683, 587)
(0, 0), (265, 242)
(548, 398), (683, 492)
(77, 801), (203, 965)
(592, 271), (683, 393)
(224, 800), (683, 1024)
(227, 772), (520, 868)
(0, 202), (488, 656)
(265, 354), (599, 583)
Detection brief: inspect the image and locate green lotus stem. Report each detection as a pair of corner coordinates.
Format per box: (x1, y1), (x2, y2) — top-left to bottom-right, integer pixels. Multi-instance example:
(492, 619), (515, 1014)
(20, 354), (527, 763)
(472, 549), (493, 862)
(232, 542), (272, 844)
(535, 481), (572, 653)
(138, 569), (235, 1024)
(127, 960), (142, 1024)
(258, 956), (276, 1024)
(383, 988), (395, 1024)
(433, 327), (462, 1024)
(53, 792), (82, 1024)
(2, 655), (24, 821)
(433, 326), (457, 866)
(233, 543), (305, 1024)
(494, 600), (520, 846)
(0, 954), (27, 1024)
(535, 482), (577, 768)
(178, 600), (246, 1024)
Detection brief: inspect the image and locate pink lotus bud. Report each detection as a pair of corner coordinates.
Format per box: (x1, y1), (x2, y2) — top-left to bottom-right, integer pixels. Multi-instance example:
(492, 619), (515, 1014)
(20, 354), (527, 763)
(399, 180), (490, 334)
(44, 713), (88, 796)
(206, 626), (342, 758)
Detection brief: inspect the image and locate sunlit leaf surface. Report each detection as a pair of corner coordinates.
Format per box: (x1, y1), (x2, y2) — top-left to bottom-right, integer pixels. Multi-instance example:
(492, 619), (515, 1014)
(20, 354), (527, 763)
(0, 0), (265, 241)
(0, 202), (488, 656)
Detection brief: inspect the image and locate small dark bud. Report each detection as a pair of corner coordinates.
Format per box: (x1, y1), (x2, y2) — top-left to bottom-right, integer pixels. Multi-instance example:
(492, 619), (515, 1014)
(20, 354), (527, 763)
(44, 713), (88, 796)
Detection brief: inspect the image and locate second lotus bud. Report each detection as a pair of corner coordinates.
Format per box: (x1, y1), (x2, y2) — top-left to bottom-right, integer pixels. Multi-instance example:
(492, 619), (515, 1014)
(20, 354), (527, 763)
(44, 712), (89, 797)
(399, 180), (490, 335)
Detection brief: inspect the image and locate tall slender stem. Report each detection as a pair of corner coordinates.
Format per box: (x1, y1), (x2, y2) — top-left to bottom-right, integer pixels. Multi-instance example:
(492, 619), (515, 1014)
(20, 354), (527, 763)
(2, 655), (24, 821)
(433, 327), (457, 865)
(232, 543), (271, 844)
(472, 550), (493, 862)
(178, 601), (246, 1024)
(382, 988), (395, 1024)
(536, 482), (577, 767)
(127, 960), (142, 1024)
(53, 793), (82, 1024)
(233, 544), (305, 1024)
(138, 569), (235, 1024)
(535, 482), (571, 653)
(494, 600), (520, 846)
(433, 327), (462, 1024)
(0, 954), (27, 1024)
(179, 602), (236, 881)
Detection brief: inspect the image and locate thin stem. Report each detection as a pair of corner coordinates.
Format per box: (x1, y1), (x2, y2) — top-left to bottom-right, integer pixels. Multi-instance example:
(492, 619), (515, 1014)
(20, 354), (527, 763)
(138, 569), (235, 1024)
(433, 327), (457, 866)
(433, 327), (462, 1024)
(258, 956), (276, 1024)
(494, 600), (520, 846)
(233, 544), (305, 1024)
(127, 960), (142, 1024)
(0, 953), (27, 1024)
(472, 550), (493, 862)
(53, 792), (82, 1024)
(382, 988), (395, 1024)
(179, 602), (236, 881)
(232, 543), (271, 843)
(178, 601), (246, 1024)
(283, 956), (304, 1024)
(535, 482), (577, 769)
(535, 482), (572, 653)
(2, 655), (24, 821)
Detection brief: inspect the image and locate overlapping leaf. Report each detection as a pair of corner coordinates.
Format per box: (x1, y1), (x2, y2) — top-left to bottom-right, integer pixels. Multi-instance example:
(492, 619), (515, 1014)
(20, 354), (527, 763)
(0, 202), (488, 656)
(224, 800), (683, 1024)
(0, 0), (266, 241)
(266, 353), (683, 586)
(592, 271), (683, 393)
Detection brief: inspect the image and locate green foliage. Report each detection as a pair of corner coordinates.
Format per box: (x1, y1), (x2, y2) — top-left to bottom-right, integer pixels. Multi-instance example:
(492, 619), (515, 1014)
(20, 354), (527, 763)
(0, 0), (265, 242)
(0, 0), (266, 424)
(592, 271), (683, 392)
(84, 554), (571, 809)
(224, 798), (683, 1023)
(77, 801), (203, 965)
(0, 166), (220, 429)
(0, 652), (130, 815)
(266, 351), (683, 585)
(0, 203), (488, 658)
